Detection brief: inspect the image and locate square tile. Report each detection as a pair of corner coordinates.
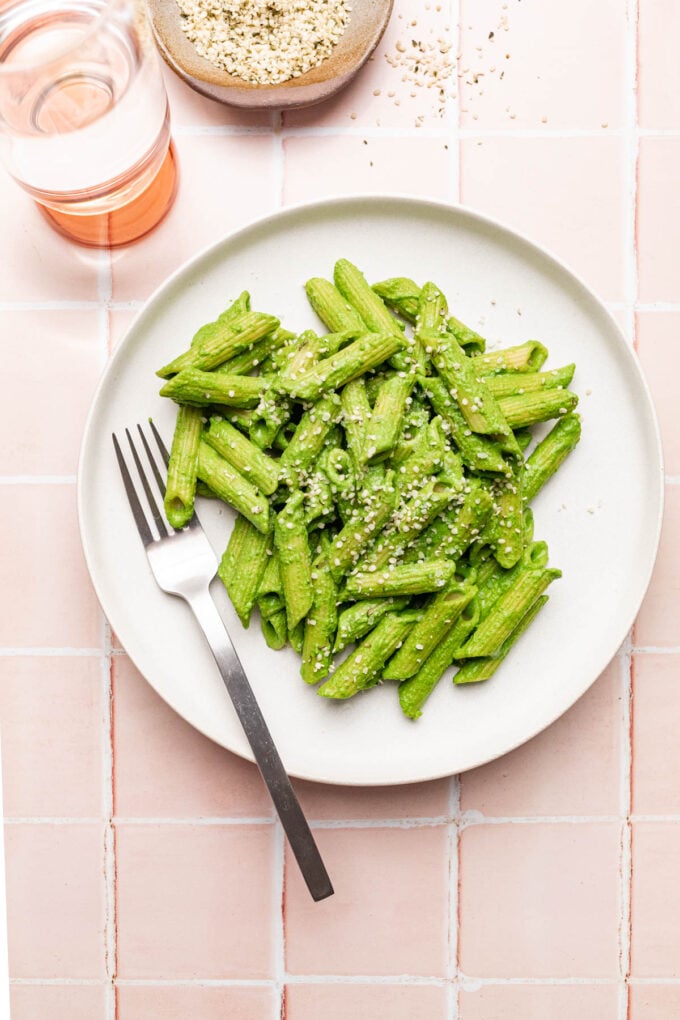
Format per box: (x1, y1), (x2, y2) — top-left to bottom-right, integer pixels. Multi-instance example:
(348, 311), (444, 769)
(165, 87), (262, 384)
(637, 138), (680, 303)
(285, 983), (449, 1019)
(638, 0), (680, 130)
(111, 134), (277, 301)
(113, 655), (271, 818)
(283, 135), (452, 206)
(10, 985), (107, 1020)
(0, 657), (102, 818)
(293, 778), (450, 821)
(459, 823), (620, 977)
(629, 985), (680, 1018)
(0, 311), (102, 475)
(636, 313), (680, 475)
(461, 660), (621, 817)
(459, 0), (625, 129)
(0, 485), (102, 648)
(631, 822), (680, 976)
(460, 137), (626, 302)
(634, 485), (680, 648)
(633, 654), (680, 814)
(5, 823), (105, 978)
(285, 826), (448, 976)
(117, 984), (276, 1019)
(284, 0), (456, 131)
(459, 984), (619, 1019)
(116, 823), (274, 978)
(0, 173), (102, 303)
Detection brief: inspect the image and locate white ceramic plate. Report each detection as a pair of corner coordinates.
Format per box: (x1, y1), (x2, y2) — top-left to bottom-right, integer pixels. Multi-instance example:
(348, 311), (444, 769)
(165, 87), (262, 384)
(78, 196), (663, 786)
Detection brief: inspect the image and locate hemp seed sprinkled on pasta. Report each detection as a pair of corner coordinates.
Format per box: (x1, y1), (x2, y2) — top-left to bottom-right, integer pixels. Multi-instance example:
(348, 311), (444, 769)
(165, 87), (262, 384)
(177, 0), (351, 85)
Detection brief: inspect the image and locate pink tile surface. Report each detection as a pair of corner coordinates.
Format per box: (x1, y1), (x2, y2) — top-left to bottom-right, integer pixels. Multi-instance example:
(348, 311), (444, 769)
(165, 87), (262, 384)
(459, 0), (625, 130)
(4, 824), (105, 978)
(0, 657), (101, 817)
(285, 983), (449, 1019)
(460, 660), (621, 817)
(632, 655), (680, 814)
(115, 823), (274, 978)
(111, 133), (277, 301)
(637, 138), (680, 303)
(460, 137), (626, 301)
(113, 655), (271, 818)
(631, 823), (680, 977)
(634, 484), (680, 647)
(283, 135), (452, 205)
(638, 0), (680, 129)
(0, 311), (102, 475)
(636, 313), (680, 475)
(10, 985), (107, 1020)
(116, 984), (276, 1019)
(459, 823), (620, 977)
(459, 984), (619, 1019)
(629, 985), (680, 1018)
(0, 172), (102, 303)
(3, 0), (680, 1010)
(0, 485), (101, 648)
(285, 826), (448, 976)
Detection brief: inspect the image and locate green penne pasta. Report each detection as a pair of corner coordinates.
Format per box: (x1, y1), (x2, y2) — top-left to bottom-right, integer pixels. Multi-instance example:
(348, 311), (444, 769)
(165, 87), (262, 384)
(261, 609), (288, 650)
(363, 373), (414, 461)
(305, 277), (367, 333)
(318, 610), (421, 700)
(483, 458), (525, 569)
(482, 364), (575, 398)
(341, 378), (372, 469)
(214, 326), (294, 376)
(328, 470), (398, 581)
(372, 277), (421, 323)
(454, 596), (548, 684)
(277, 329), (359, 391)
(345, 558), (455, 599)
(446, 315), (487, 355)
(384, 584), (478, 680)
(459, 566), (561, 658)
(218, 515), (272, 628)
(437, 448), (465, 490)
(158, 311), (280, 378)
(422, 375), (511, 475)
(160, 369), (266, 408)
(475, 340), (549, 375)
(278, 393), (341, 484)
(196, 442), (270, 532)
(417, 281), (449, 331)
(523, 413), (582, 502)
(398, 600), (481, 719)
(188, 293), (252, 353)
(164, 404), (203, 528)
(301, 547), (338, 684)
(513, 427), (533, 453)
(274, 491), (314, 631)
(333, 597), (409, 653)
(334, 258), (404, 337)
(257, 551), (284, 618)
(476, 539), (548, 620)
(498, 389), (579, 429)
(424, 328), (511, 436)
(408, 478), (493, 563)
(289, 621), (305, 654)
(279, 332), (406, 401)
(212, 407), (256, 432)
(358, 480), (458, 572)
(205, 417), (279, 495)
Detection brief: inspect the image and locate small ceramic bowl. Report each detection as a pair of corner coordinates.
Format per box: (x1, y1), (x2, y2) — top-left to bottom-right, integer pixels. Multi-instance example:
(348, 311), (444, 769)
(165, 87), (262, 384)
(148, 0), (394, 110)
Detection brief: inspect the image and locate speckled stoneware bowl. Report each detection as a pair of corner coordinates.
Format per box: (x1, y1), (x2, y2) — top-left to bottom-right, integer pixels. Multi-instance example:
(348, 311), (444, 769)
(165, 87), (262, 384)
(147, 0), (394, 110)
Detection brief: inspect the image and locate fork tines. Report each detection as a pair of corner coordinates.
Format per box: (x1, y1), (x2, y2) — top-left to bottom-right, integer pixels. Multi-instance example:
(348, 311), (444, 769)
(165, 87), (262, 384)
(112, 421), (174, 546)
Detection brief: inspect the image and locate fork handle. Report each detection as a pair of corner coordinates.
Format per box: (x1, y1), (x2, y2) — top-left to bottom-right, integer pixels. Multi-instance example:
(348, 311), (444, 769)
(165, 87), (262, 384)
(186, 588), (334, 902)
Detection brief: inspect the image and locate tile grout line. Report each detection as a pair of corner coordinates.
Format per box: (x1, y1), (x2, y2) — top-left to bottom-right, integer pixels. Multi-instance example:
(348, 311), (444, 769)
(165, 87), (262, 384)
(618, 0), (639, 1013)
(447, 774), (461, 1019)
(6, 812), (651, 826)
(97, 245), (117, 1020)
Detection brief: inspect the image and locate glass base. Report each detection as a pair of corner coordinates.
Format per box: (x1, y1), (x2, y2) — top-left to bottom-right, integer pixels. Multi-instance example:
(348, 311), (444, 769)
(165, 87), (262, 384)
(36, 142), (178, 248)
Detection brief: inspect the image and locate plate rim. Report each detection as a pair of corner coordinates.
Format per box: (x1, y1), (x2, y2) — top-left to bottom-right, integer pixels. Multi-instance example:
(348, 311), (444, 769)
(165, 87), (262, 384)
(78, 193), (665, 786)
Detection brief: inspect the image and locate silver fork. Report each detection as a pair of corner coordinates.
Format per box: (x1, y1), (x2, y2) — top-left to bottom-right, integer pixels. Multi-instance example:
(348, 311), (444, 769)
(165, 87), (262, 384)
(112, 421), (333, 902)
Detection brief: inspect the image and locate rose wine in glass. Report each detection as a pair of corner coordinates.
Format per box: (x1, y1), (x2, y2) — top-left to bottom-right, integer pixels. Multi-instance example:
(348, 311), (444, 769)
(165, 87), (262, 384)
(0, 0), (177, 246)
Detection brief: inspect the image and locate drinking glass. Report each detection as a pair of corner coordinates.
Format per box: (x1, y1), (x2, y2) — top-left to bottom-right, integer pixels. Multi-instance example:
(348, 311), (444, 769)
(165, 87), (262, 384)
(0, 0), (177, 246)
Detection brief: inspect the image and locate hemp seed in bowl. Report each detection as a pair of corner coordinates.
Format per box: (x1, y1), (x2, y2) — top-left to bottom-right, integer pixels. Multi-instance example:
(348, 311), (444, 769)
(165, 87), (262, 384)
(176, 0), (352, 85)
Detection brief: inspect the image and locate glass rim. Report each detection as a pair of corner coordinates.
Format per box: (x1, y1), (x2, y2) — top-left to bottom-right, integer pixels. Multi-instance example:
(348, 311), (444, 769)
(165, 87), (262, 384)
(0, 0), (133, 75)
